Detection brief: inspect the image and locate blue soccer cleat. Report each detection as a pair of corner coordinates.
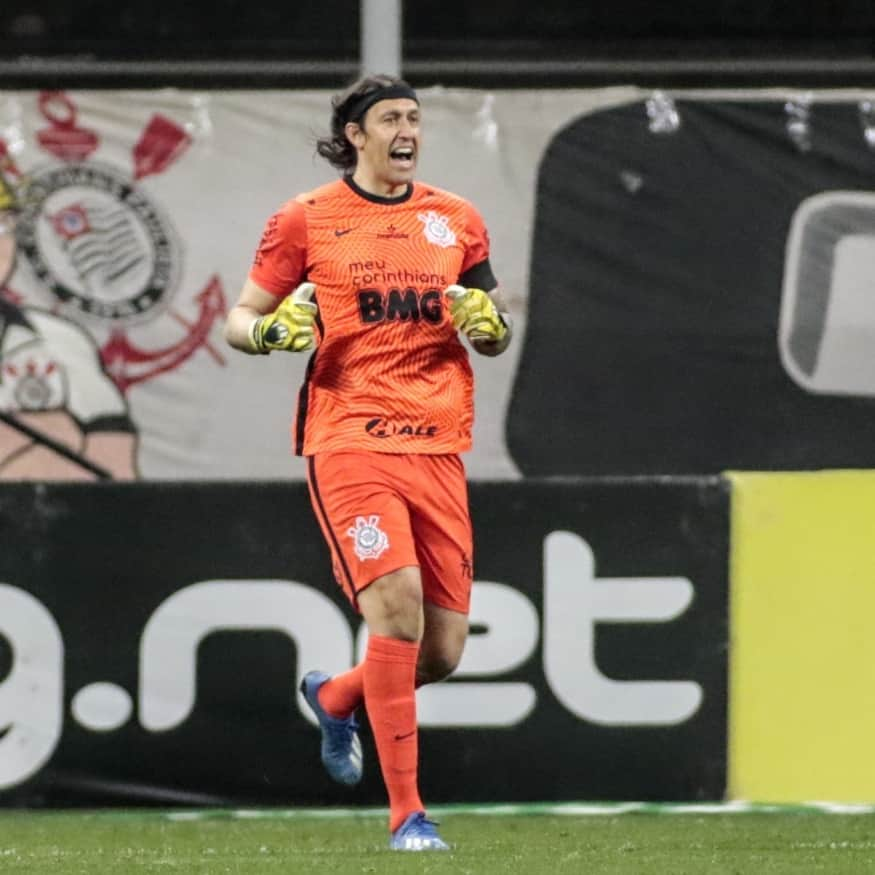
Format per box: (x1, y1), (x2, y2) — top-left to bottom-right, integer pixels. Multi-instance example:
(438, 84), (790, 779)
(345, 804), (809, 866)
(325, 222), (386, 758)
(299, 670), (363, 786)
(389, 811), (450, 852)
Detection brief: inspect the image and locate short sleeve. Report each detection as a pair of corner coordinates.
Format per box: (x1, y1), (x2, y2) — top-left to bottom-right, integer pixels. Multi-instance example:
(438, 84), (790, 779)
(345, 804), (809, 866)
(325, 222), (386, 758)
(459, 202), (497, 291)
(248, 199), (308, 296)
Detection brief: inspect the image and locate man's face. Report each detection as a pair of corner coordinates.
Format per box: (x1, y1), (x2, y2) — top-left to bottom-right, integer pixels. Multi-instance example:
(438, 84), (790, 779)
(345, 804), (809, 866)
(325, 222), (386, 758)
(347, 98), (421, 193)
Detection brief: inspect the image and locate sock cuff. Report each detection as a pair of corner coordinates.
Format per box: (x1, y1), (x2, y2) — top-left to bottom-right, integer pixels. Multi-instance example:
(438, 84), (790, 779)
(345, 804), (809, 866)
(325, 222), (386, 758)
(367, 634), (420, 664)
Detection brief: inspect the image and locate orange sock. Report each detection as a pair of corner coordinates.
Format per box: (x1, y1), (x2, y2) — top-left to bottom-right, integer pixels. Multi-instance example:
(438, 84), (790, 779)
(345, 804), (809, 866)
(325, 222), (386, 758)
(317, 664), (365, 719)
(363, 634), (423, 833)
(319, 648), (432, 718)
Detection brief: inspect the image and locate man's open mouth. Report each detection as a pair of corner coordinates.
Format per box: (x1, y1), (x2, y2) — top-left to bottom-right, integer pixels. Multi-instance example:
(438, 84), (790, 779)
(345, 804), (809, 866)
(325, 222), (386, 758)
(389, 147), (415, 166)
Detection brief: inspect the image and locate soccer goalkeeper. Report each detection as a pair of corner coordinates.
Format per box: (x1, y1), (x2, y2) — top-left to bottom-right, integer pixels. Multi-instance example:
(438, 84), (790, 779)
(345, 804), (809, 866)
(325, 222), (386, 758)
(223, 73), (512, 852)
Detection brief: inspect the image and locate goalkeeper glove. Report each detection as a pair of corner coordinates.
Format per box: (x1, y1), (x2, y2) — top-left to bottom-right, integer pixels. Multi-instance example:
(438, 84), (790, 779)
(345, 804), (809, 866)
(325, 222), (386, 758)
(249, 282), (317, 353)
(445, 285), (508, 344)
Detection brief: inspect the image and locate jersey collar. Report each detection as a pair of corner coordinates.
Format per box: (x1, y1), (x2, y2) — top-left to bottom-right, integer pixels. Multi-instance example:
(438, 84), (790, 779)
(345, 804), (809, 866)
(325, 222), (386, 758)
(344, 175), (413, 205)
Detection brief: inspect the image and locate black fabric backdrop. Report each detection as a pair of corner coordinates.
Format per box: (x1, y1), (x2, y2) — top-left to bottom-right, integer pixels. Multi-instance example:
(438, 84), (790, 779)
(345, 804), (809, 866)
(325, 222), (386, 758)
(509, 99), (875, 476)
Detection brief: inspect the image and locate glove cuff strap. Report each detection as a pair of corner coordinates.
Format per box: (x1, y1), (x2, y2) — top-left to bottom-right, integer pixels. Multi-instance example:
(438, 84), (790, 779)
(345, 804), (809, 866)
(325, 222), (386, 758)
(490, 311), (513, 353)
(248, 316), (267, 354)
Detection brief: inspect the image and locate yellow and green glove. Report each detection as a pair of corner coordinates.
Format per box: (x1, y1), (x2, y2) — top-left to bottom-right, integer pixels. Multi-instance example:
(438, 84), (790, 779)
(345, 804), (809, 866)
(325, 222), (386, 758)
(249, 282), (317, 353)
(445, 285), (508, 344)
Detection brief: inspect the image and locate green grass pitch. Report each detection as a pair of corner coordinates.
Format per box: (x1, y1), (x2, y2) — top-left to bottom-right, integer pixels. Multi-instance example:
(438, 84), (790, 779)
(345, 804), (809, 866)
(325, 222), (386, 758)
(0, 804), (873, 873)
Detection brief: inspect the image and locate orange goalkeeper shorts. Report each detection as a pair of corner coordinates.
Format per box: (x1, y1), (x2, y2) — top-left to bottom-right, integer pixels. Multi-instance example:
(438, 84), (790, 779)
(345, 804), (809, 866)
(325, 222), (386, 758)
(306, 451), (474, 614)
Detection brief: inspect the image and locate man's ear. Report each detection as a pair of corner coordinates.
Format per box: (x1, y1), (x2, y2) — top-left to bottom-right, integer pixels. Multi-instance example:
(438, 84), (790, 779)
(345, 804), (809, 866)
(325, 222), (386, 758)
(344, 121), (365, 150)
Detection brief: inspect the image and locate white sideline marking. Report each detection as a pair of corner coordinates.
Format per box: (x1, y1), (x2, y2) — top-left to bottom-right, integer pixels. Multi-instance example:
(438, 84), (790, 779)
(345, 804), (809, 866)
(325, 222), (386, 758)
(163, 800), (875, 822)
(810, 802), (875, 815)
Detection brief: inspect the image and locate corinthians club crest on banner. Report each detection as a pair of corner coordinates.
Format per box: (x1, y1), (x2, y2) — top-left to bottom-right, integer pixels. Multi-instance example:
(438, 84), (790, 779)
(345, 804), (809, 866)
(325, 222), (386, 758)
(9, 91), (225, 393)
(17, 161), (180, 324)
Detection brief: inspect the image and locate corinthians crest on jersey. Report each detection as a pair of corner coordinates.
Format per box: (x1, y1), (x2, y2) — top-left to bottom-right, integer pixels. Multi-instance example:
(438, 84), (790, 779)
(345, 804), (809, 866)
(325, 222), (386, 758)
(16, 161), (180, 325)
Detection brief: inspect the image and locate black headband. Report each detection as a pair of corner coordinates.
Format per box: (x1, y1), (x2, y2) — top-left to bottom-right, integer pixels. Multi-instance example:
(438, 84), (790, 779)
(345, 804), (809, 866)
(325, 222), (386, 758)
(344, 84), (419, 125)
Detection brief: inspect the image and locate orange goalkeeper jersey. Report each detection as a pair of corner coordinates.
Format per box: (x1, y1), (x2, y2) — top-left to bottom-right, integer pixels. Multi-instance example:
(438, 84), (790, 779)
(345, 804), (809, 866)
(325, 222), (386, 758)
(249, 177), (497, 456)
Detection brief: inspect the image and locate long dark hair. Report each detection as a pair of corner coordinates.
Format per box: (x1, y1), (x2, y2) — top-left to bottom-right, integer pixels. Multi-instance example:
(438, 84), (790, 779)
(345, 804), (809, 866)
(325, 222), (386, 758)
(315, 74), (416, 173)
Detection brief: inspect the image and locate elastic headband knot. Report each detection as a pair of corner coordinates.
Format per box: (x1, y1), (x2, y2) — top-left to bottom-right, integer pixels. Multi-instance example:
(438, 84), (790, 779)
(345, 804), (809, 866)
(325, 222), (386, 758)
(344, 84), (419, 125)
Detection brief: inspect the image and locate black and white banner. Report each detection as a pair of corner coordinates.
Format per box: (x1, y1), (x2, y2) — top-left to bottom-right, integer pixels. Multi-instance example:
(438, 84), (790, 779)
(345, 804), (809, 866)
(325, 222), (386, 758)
(0, 478), (728, 805)
(510, 97), (875, 475)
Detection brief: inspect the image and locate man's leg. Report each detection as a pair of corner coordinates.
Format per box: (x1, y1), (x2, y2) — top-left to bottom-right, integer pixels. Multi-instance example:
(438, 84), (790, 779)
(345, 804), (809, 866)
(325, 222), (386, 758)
(312, 663), (365, 716)
(301, 452), (450, 849)
(356, 567), (449, 851)
(303, 599), (467, 792)
(417, 602), (469, 686)
(313, 601), (467, 724)
(356, 566), (425, 833)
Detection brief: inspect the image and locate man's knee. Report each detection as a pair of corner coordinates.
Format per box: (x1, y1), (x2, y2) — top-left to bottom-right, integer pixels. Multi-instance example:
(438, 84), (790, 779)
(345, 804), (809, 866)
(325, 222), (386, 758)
(416, 648), (461, 686)
(416, 603), (468, 685)
(358, 566), (423, 641)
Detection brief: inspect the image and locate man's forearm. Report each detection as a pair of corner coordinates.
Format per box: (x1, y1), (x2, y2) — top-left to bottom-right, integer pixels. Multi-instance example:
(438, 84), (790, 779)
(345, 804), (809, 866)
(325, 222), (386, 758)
(223, 305), (262, 353)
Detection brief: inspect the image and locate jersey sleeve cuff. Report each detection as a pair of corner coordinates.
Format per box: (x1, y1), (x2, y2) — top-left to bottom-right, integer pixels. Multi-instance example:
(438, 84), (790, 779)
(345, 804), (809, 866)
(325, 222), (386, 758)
(458, 258), (497, 292)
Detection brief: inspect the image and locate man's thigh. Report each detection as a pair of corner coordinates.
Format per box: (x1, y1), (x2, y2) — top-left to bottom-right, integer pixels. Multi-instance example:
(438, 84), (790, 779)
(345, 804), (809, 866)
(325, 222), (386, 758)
(306, 452), (419, 606)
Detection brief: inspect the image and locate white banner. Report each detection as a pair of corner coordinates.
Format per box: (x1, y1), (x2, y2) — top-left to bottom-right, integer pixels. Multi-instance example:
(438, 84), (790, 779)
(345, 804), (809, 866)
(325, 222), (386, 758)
(14, 86), (870, 480)
(0, 87), (637, 480)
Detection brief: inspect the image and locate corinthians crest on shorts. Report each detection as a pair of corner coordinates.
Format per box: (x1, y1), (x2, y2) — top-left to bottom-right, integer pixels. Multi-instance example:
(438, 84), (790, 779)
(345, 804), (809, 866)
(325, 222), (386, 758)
(347, 515), (390, 560)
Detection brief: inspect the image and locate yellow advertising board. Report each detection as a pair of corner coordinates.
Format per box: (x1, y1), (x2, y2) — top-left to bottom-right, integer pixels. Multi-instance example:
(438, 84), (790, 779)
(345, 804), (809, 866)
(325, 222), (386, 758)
(728, 470), (875, 801)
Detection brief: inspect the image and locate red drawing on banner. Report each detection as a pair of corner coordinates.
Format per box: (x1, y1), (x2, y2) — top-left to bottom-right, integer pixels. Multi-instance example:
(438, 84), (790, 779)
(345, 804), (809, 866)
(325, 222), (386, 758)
(36, 92), (99, 161)
(100, 276), (227, 393)
(15, 93), (225, 399)
(133, 114), (192, 180)
(47, 204), (91, 240)
(0, 287), (24, 306)
(0, 141), (22, 177)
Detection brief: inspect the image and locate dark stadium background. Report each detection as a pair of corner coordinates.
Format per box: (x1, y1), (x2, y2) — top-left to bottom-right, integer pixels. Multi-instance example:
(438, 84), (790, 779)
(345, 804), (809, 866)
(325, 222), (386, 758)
(2, 1), (875, 88)
(1, 0), (873, 812)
